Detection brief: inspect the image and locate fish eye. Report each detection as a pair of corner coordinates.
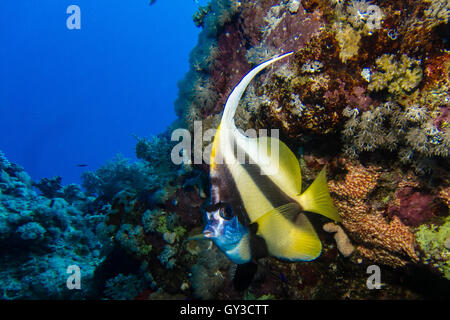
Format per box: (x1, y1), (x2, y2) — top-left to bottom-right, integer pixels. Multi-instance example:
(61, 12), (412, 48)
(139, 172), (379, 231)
(220, 204), (234, 220)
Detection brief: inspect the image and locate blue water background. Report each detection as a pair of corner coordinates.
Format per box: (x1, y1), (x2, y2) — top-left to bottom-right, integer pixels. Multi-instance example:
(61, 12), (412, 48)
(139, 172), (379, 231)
(0, 0), (200, 184)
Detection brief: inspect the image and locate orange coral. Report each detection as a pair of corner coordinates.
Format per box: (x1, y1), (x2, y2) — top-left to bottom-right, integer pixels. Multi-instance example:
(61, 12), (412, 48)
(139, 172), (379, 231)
(338, 200), (419, 266)
(329, 161), (380, 198)
(397, 177), (420, 189)
(330, 161), (418, 267)
(356, 246), (409, 268)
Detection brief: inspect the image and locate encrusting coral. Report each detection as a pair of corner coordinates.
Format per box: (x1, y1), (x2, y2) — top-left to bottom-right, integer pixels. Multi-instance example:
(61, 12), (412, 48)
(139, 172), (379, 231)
(329, 160), (419, 267)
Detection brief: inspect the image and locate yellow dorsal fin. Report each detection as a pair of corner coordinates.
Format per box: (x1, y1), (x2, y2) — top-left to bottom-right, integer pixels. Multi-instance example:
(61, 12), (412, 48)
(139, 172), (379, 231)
(210, 124), (221, 170)
(253, 136), (302, 195)
(232, 134), (301, 201)
(297, 166), (341, 222)
(253, 203), (322, 261)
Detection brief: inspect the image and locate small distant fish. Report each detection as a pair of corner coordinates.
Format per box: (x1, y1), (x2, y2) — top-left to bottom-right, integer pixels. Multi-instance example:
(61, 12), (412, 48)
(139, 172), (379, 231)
(149, 0), (157, 5)
(76, 164), (88, 167)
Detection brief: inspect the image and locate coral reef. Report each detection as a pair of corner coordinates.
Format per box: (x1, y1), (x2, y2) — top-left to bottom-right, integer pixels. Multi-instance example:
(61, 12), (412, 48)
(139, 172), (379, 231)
(165, 0), (449, 299)
(2, 0), (449, 300)
(0, 151), (110, 299)
(103, 0), (449, 299)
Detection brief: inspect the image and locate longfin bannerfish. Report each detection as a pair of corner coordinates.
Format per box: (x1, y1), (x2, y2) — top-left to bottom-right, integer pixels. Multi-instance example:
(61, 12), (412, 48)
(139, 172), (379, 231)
(203, 52), (341, 265)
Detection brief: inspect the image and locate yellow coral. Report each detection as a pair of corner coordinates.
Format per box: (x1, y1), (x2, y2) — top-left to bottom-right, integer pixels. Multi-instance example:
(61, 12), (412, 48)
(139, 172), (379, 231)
(335, 23), (361, 63)
(424, 0), (450, 26)
(438, 186), (450, 208)
(368, 54), (423, 95)
(369, 72), (388, 91)
(376, 54), (397, 75)
(400, 68), (423, 92)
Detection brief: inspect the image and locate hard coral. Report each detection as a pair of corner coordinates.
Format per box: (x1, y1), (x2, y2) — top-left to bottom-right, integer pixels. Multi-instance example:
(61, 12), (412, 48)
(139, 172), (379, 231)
(329, 161), (380, 199)
(104, 273), (146, 300)
(330, 160), (419, 267)
(338, 199), (419, 267)
(33, 176), (63, 198)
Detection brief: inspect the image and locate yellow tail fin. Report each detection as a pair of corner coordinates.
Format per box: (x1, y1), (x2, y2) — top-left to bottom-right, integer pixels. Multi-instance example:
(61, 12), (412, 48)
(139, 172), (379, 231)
(297, 166), (341, 222)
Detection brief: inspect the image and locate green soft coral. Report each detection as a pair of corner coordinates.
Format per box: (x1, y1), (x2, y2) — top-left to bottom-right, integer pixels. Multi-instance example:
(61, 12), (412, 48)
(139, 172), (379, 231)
(415, 216), (450, 279)
(156, 215), (186, 242)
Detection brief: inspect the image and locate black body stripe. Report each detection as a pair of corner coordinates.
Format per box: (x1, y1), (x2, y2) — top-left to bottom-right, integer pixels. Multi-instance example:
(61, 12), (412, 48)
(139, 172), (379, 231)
(210, 161), (251, 226)
(234, 140), (295, 210)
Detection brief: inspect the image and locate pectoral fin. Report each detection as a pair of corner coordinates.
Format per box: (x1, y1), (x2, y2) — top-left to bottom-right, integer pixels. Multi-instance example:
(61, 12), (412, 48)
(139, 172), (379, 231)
(297, 166), (341, 222)
(253, 203), (322, 261)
